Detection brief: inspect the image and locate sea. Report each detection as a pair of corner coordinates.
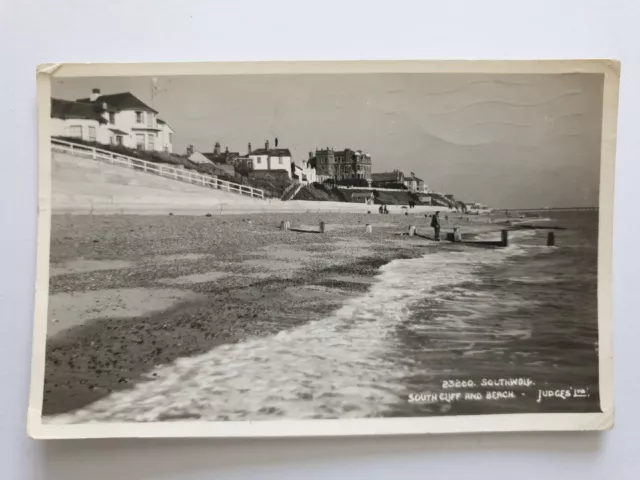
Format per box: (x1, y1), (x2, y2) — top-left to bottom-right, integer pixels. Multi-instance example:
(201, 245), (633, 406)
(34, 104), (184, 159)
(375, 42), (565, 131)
(50, 211), (600, 423)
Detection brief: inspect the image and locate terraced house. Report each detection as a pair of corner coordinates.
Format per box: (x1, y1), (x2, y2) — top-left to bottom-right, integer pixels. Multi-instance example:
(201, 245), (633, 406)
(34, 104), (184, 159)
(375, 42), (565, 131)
(51, 88), (174, 153)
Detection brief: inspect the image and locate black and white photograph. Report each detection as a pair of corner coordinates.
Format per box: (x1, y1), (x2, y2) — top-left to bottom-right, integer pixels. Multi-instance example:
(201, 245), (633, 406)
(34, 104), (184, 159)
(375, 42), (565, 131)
(29, 61), (617, 438)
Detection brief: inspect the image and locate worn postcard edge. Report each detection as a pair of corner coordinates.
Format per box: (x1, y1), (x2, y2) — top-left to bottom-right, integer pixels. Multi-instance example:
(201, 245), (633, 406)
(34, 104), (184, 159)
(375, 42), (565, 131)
(27, 60), (619, 439)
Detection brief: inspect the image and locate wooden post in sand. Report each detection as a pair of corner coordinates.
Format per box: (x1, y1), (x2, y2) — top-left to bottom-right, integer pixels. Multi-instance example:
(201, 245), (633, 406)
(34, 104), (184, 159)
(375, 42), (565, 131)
(319, 221), (326, 233)
(501, 230), (509, 247)
(365, 224), (372, 233)
(408, 225), (416, 236)
(547, 231), (555, 246)
(280, 220), (289, 230)
(453, 227), (462, 242)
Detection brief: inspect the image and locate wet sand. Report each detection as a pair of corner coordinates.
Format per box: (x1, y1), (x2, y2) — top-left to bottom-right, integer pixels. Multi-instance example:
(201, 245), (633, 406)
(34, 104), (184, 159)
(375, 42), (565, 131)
(44, 211), (513, 416)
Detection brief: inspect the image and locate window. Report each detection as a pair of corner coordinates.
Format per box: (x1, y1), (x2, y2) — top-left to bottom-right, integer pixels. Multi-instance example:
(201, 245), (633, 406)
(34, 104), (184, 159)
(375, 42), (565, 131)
(278, 157), (283, 164)
(88, 126), (96, 142)
(136, 111), (143, 123)
(146, 112), (153, 127)
(109, 112), (115, 124)
(135, 133), (145, 149)
(256, 156), (262, 164)
(148, 134), (155, 151)
(69, 125), (82, 138)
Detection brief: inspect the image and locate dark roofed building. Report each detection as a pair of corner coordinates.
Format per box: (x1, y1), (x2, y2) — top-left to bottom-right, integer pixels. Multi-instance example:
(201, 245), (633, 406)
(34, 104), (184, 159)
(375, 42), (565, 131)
(51, 98), (107, 123)
(77, 91), (158, 113)
(202, 152), (240, 163)
(371, 170), (405, 184)
(249, 148), (292, 157)
(200, 141), (241, 164)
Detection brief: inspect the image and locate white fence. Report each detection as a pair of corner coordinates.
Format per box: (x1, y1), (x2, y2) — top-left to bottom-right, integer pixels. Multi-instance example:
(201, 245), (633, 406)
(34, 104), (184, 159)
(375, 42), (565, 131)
(51, 139), (265, 199)
(331, 184), (429, 193)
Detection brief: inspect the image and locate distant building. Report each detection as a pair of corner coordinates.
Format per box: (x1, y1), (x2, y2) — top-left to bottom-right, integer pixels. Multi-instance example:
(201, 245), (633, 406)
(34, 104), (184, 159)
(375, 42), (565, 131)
(403, 172), (427, 193)
(51, 88), (174, 152)
(248, 140), (292, 178)
(156, 119), (174, 153)
(350, 192), (375, 204)
(371, 170), (405, 187)
(199, 142), (240, 164)
(309, 147), (372, 182)
(187, 149), (238, 178)
(292, 159), (317, 185)
(187, 150), (214, 165)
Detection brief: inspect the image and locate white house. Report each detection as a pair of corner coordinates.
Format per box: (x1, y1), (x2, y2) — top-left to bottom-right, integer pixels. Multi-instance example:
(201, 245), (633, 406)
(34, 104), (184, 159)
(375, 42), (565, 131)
(157, 119), (174, 153)
(248, 140), (292, 178)
(51, 88), (174, 153)
(402, 172), (427, 193)
(292, 159), (317, 184)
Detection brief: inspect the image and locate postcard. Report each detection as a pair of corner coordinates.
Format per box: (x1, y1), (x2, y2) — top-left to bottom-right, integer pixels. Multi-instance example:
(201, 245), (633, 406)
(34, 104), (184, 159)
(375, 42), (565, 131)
(28, 60), (618, 438)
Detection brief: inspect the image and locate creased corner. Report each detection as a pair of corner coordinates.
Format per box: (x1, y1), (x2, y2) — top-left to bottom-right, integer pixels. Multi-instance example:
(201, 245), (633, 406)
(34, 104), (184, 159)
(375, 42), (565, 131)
(37, 63), (63, 76)
(606, 59), (621, 78)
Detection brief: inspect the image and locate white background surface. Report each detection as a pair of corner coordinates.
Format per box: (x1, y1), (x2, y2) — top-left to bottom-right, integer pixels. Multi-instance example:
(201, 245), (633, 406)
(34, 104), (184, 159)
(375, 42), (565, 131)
(1, 1), (639, 478)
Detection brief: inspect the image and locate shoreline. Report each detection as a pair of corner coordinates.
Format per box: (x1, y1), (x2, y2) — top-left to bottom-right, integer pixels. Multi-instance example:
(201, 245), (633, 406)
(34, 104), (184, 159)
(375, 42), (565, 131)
(43, 210), (568, 418)
(44, 212), (446, 416)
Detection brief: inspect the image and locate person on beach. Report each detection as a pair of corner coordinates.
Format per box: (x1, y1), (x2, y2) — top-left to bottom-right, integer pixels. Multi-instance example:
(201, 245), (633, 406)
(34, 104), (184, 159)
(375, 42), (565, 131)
(431, 211), (441, 241)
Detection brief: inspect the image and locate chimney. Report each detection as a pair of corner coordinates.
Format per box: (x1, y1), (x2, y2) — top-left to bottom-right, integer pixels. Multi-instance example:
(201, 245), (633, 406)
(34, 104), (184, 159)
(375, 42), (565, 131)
(308, 151), (313, 159)
(90, 88), (101, 102)
(214, 142), (221, 155)
(225, 146), (229, 154)
(265, 140), (270, 150)
(248, 142), (252, 154)
(186, 145), (194, 157)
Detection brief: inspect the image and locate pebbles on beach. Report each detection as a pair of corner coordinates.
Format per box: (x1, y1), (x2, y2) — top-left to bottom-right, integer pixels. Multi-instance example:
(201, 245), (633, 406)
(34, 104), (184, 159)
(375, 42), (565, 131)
(44, 211), (514, 417)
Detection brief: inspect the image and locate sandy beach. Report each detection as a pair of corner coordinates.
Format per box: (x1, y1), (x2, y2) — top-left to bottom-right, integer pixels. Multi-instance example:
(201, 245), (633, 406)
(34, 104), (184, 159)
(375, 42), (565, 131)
(44, 210), (510, 416)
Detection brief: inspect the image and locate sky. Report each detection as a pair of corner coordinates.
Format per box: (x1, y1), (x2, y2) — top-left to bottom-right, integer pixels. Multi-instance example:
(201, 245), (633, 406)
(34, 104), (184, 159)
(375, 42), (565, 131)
(52, 72), (604, 209)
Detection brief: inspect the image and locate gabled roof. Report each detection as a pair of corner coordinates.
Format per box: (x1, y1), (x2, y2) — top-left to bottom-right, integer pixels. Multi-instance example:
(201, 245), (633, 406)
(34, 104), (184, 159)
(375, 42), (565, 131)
(51, 98), (107, 123)
(407, 175), (424, 182)
(249, 148), (292, 157)
(188, 152), (214, 165)
(202, 152), (240, 164)
(77, 92), (158, 113)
